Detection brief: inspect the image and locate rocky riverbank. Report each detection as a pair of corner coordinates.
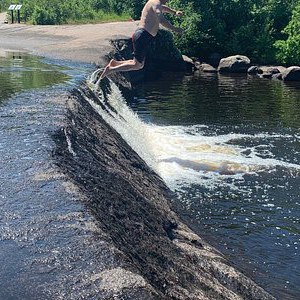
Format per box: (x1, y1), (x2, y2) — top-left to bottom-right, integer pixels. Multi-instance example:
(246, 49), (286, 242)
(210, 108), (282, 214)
(194, 54), (300, 81)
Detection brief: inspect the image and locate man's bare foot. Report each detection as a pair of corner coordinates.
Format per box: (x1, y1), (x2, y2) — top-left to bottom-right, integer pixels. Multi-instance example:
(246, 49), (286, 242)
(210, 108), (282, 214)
(100, 59), (121, 80)
(100, 64), (111, 80)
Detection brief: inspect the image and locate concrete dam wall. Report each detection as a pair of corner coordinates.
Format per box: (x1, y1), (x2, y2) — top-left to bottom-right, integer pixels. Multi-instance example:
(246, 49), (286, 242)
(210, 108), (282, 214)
(51, 39), (275, 299)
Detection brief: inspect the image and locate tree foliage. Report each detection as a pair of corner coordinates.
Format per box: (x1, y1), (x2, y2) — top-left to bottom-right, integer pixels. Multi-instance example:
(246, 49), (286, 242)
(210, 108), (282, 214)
(167, 0), (299, 63)
(275, 3), (300, 65)
(1, 0), (299, 64)
(0, 0), (10, 12)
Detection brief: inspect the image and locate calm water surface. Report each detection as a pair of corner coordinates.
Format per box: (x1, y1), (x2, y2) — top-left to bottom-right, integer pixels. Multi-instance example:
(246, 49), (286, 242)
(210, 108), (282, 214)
(131, 71), (300, 299)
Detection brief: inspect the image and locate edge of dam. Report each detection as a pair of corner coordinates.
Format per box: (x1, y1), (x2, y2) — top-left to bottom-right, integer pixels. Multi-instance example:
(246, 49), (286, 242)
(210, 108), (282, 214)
(51, 39), (276, 299)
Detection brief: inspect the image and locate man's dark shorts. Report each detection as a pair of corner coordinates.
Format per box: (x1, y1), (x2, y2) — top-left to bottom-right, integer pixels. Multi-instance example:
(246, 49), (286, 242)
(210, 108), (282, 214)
(132, 28), (155, 64)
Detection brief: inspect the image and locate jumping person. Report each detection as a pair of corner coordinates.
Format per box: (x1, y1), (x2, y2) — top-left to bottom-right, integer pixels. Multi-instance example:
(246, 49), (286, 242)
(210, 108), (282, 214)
(100, 0), (184, 80)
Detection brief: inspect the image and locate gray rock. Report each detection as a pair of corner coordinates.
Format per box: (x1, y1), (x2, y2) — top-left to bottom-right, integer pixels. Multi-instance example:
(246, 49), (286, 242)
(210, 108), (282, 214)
(182, 55), (195, 71)
(258, 66), (280, 75)
(218, 55), (251, 73)
(272, 73), (283, 80)
(194, 60), (201, 69)
(182, 55), (194, 64)
(248, 66), (259, 74)
(282, 66), (300, 81)
(275, 66), (287, 73)
(198, 63), (217, 73)
(261, 72), (274, 79)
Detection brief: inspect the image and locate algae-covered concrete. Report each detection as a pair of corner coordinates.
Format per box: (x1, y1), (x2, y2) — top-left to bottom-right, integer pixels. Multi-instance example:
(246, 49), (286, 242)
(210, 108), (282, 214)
(51, 74), (275, 299)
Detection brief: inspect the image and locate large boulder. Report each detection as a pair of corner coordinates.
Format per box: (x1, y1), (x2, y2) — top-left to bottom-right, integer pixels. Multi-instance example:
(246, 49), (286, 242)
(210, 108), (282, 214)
(218, 55), (251, 73)
(282, 66), (300, 81)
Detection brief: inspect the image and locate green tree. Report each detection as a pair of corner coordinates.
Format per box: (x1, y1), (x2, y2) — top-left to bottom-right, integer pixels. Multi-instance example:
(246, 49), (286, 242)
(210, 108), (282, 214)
(275, 3), (300, 65)
(0, 0), (10, 12)
(31, 0), (69, 25)
(168, 0), (297, 63)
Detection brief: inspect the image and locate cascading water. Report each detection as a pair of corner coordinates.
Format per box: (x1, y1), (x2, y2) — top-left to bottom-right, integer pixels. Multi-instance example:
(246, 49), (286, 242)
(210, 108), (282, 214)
(86, 70), (300, 194)
(83, 69), (300, 299)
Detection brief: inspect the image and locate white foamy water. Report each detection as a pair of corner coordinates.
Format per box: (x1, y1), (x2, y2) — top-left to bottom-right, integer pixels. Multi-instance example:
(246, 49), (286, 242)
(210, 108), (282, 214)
(86, 74), (300, 192)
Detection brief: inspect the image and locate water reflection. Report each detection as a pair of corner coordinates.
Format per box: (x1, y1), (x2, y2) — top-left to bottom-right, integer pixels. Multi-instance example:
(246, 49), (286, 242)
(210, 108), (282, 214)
(0, 51), (70, 104)
(132, 71), (300, 129)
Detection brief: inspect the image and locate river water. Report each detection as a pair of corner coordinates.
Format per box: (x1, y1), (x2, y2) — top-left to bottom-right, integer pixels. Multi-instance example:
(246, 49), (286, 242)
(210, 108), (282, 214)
(86, 68), (300, 299)
(0, 52), (125, 299)
(1, 51), (299, 299)
(129, 71), (300, 299)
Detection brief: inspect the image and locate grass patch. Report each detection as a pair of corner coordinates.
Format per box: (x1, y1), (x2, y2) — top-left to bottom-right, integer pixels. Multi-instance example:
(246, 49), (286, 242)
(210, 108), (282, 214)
(66, 12), (132, 25)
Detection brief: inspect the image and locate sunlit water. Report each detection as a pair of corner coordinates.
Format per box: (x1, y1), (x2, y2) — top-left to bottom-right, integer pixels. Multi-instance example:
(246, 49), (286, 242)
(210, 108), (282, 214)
(0, 52), (111, 299)
(88, 70), (300, 299)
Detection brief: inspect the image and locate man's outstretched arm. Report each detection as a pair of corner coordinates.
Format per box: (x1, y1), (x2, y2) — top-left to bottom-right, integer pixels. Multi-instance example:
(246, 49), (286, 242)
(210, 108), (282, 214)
(162, 5), (183, 16)
(156, 7), (184, 33)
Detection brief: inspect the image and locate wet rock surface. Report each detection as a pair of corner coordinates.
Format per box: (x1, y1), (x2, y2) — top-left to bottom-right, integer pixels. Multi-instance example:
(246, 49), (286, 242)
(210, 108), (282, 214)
(198, 63), (218, 73)
(51, 70), (276, 299)
(282, 66), (300, 81)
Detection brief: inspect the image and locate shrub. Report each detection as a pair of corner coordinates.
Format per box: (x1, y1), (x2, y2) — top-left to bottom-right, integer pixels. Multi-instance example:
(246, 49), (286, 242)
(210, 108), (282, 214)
(275, 3), (300, 65)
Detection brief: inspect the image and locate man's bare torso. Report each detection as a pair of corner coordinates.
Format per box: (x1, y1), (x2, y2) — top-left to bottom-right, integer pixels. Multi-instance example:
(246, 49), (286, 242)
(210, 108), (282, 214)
(139, 0), (162, 37)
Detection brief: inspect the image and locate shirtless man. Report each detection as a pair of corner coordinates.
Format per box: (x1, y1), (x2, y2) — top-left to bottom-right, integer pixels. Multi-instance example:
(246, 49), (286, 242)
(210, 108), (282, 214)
(100, 0), (184, 80)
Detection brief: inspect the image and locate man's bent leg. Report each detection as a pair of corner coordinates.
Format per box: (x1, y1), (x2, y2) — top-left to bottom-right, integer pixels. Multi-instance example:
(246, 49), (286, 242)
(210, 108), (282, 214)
(100, 59), (144, 80)
(110, 59), (126, 67)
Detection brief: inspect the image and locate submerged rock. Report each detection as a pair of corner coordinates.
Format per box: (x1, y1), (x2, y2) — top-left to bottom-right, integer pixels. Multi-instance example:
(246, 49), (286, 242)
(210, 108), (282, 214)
(218, 55), (251, 73)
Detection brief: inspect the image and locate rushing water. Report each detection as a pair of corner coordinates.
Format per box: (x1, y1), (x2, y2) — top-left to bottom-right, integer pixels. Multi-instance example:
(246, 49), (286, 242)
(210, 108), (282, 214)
(0, 52), (115, 299)
(88, 70), (300, 299)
